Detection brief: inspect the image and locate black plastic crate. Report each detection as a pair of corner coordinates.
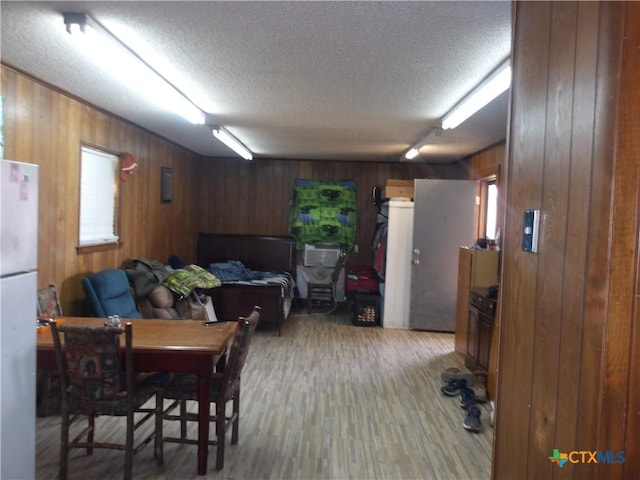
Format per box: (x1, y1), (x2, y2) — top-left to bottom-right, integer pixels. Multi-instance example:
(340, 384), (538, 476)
(351, 293), (381, 327)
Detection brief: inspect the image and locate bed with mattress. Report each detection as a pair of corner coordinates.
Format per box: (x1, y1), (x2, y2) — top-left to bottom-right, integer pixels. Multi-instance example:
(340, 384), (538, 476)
(197, 233), (297, 336)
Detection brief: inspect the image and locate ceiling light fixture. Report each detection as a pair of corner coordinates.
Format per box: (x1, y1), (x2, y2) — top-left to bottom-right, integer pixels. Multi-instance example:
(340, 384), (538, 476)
(62, 12), (206, 125)
(441, 59), (511, 130)
(212, 126), (253, 160)
(402, 127), (443, 160)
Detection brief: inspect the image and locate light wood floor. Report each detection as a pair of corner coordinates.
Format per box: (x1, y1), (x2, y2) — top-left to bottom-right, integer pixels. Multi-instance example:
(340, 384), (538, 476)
(35, 311), (493, 479)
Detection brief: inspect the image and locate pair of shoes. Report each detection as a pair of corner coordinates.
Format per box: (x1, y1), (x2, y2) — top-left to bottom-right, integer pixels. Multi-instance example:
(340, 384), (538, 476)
(441, 378), (469, 396)
(440, 368), (475, 385)
(463, 405), (482, 433)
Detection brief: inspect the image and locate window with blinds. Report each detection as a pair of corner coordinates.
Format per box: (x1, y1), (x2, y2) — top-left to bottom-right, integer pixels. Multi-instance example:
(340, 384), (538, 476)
(78, 146), (119, 247)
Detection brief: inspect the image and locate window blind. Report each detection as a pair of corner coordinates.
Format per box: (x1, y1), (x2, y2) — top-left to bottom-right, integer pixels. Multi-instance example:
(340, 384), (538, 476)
(79, 146), (119, 246)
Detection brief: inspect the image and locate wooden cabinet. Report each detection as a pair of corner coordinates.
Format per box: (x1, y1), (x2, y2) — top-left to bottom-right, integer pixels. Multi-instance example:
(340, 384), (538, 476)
(466, 288), (497, 372)
(454, 247), (499, 354)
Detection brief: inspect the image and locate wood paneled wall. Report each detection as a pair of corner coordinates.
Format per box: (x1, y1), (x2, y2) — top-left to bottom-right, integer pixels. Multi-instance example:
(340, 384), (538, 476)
(466, 142), (505, 180)
(465, 142), (507, 239)
(493, 2), (639, 479)
(195, 157), (467, 266)
(1, 66), (201, 315)
(1, 65), (468, 314)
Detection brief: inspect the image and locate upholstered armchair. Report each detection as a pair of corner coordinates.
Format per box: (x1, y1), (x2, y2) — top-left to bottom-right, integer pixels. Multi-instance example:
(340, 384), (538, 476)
(82, 269), (141, 318)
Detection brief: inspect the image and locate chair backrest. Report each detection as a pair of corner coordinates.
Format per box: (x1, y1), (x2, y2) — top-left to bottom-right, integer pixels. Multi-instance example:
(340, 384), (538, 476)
(82, 269), (141, 318)
(50, 322), (131, 406)
(331, 250), (349, 284)
(222, 307), (261, 391)
(37, 284), (63, 318)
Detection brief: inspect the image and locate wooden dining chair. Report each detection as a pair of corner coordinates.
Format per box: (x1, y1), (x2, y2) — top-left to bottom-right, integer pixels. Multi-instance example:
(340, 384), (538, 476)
(37, 284), (63, 318)
(50, 320), (163, 480)
(155, 307), (261, 471)
(307, 250), (348, 313)
(37, 284), (63, 416)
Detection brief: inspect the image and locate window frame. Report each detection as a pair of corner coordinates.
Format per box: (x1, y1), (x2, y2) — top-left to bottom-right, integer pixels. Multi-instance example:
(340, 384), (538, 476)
(477, 174), (498, 240)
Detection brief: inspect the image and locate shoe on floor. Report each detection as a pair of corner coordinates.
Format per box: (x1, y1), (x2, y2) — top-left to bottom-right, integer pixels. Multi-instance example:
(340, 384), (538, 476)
(459, 386), (477, 409)
(441, 378), (469, 396)
(440, 370), (475, 385)
(463, 405), (482, 433)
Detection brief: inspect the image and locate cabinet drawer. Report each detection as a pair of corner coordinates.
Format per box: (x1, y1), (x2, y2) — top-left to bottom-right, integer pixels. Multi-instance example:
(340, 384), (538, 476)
(469, 291), (496, 317)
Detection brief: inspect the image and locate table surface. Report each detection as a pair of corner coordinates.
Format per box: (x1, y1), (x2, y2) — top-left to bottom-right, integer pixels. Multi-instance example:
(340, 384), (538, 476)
(38, 317), (237, 354)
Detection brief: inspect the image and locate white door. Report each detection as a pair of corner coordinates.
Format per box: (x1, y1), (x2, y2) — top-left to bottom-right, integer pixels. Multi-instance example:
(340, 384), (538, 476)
(409, 179), (476, 331)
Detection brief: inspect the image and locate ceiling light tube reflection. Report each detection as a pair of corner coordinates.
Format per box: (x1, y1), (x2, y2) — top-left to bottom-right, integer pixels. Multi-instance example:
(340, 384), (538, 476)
(63, 12), (206, 125)
(441, 60), (511, 130)
(212, 126), (253, 160)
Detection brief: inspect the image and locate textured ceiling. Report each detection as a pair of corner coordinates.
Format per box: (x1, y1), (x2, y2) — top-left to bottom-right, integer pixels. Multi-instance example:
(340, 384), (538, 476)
(0, 1), (512, 162)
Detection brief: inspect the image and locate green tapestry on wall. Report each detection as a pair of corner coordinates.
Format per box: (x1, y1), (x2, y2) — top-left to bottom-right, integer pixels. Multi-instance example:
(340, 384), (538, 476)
(288, 178), (357, 250)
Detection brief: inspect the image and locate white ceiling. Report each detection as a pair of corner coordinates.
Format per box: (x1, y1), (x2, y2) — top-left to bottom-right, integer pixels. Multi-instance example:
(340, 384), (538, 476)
(0, 1), (512, 163)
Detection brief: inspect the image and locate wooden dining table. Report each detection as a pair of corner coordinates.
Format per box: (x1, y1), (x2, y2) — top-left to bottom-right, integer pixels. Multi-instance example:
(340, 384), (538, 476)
(37, 317), (237, 475)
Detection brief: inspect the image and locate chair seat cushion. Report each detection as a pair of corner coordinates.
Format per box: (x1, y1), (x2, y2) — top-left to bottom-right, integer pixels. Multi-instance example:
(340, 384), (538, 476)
(70, 372), (165, 416)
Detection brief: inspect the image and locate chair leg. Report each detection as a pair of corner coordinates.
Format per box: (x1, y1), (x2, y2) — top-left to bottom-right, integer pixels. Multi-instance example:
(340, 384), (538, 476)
(59, 410), (69, 480)
(231, 390), (240, 445)
(87, 414), (95, 455)
(124, 409), (134, 480)
(180, 399), (187, 440)
(215, 400), (226, 470)
(39, 369), (51, 416)
(155, 393), (164, 466)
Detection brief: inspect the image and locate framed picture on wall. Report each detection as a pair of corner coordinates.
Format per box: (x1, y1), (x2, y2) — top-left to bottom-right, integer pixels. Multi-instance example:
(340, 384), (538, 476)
(161, 166), (173, 203)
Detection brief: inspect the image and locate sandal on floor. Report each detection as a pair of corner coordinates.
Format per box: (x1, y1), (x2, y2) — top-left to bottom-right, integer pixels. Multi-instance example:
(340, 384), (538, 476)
(440, 370), (475, 385)
(472, 371), (489, 402)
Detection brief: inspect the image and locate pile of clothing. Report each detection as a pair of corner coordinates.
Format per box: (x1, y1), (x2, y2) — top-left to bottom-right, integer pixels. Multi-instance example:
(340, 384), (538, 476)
(124, 257), (221, 320)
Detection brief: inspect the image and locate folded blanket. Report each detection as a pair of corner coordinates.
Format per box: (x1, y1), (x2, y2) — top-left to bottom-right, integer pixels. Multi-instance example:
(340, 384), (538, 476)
(164, 264), (221, 297)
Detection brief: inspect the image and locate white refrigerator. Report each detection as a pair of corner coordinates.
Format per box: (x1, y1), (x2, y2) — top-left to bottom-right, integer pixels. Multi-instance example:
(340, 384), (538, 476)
(1, 159), (38, 479)
(382, 200), (414, 329)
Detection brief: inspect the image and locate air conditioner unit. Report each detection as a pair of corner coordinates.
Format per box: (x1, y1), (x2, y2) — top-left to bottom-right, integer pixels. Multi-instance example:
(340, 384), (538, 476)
(304, 244), (341, 267)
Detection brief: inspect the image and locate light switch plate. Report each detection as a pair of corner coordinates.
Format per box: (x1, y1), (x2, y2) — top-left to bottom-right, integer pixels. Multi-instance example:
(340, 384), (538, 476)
(522, 209), (540, 252)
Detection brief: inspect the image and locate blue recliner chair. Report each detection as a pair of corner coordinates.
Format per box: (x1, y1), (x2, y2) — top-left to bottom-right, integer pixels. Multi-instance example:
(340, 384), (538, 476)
(82, 269), (142, 318)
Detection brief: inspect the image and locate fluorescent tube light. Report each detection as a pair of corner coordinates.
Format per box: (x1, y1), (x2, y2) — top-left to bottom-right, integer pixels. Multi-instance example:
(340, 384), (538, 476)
(401, 127), (443, 161)
(212, 126), (253, 160)
(63, 12), (206, 125)
(404, 148), (419, 160)
(441, 60), (511, 130)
